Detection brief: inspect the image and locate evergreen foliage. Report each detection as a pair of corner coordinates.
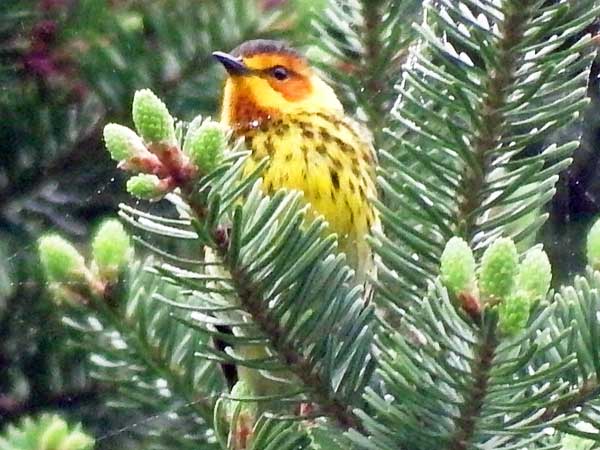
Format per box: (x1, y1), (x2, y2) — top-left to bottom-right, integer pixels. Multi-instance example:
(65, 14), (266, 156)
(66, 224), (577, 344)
(0, 414), (93, 450)
(312, 0), (421, 147)
(3, 1), (600, 450)
(63, 259), (226, 449)
(376, 0), (599, 307)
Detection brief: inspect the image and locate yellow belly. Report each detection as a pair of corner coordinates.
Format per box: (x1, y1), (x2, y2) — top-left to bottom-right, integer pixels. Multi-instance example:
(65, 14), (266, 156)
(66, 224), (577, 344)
(240, 112), (377, 274)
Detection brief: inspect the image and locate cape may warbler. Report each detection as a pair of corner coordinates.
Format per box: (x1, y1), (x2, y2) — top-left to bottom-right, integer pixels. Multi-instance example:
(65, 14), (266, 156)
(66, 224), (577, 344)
(213, 39), (378, 287)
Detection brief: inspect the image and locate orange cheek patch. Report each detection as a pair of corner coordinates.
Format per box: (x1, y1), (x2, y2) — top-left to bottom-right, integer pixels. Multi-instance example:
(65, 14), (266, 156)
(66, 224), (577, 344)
(244, 54), (313, 101)
(268, 76), (312, 101)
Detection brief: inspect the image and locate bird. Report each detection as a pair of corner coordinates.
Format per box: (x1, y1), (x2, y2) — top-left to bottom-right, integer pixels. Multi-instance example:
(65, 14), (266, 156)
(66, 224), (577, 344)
(212, 39), (379, 287)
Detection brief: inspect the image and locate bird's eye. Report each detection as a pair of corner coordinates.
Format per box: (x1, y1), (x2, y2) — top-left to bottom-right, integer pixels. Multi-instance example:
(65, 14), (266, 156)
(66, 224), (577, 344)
(271, 66), (289, 80)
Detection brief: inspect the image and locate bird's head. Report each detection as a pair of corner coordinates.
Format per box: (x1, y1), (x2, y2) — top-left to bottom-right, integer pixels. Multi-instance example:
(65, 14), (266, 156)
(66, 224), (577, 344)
(213, 39), (343, 130)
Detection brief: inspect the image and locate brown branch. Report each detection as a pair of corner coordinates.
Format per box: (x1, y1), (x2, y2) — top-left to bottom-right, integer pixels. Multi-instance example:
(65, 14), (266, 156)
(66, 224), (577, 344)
(444, 5), (533, 446)
(362, 0), (386, 135)
(446, 315), (599, 447)
(457, 2), (533, 241)
(448, 323), (498, 450)
(359, 0), (410, 148)
(205, 220), (363, 431)
(228, 263), (364, 432)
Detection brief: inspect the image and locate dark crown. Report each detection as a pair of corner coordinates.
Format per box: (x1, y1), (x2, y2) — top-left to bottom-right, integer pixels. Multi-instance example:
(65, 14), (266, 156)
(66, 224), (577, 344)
(231, 39), (302, 59)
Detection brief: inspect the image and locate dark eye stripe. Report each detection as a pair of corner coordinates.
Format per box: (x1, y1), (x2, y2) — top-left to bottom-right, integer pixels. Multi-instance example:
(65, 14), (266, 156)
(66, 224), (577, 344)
(271, 66), (289, 80)
(257, 66), (295, 81)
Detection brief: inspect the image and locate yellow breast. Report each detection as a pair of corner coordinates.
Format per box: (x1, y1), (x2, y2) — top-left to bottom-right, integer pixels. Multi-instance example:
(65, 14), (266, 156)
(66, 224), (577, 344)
(240, 112), (378, 270)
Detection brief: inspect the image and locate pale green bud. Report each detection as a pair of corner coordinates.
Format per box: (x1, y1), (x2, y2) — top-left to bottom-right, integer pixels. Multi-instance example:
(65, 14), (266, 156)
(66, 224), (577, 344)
(479, 237), (519, 302)
(132, 89), (176, 144)
(103, 123), (146, 162)
(59, 430), (94, 450)
(92, 219), (132, 279)
(498, 291), (530, 335)
(11, 415), (95, 450)
(126, 174), (166, 201)
(183, 117), (227, 172)
(586, 217), (600, 270)
(440, 237), (476, 296)
(38, 235), (85, 282)
(516, 248), (552, 302)
(39, 416), (69, 450)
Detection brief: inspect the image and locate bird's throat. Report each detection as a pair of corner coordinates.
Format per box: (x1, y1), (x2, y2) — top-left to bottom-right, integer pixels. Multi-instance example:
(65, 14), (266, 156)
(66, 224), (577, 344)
(221, 80), (278, 134)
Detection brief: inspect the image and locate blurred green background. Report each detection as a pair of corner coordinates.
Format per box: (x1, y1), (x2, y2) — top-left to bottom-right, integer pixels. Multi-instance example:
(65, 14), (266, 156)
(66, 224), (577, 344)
(0, 0), (598, 447)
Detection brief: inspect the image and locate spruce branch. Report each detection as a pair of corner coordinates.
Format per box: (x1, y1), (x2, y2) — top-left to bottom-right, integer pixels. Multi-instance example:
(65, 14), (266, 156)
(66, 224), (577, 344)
(540, 377), (600, 423)
(92, 285), (217, 423)
(216, 239), (363, 431)
(377, 0), (598, 307)
(448, 321), (498, 450)
(456, 2), (532, 241)
(173, 178), (366, 432)
(60, 262), (226, 448)
(149, 197), (364, 432)
(359, 0), (402, 136)
(536, 266), (600, 438)
(38, 222), (225, 447)
(112, 98), (375, 438)
(357, 234), (599, 450)
(312, 0), (420, 146)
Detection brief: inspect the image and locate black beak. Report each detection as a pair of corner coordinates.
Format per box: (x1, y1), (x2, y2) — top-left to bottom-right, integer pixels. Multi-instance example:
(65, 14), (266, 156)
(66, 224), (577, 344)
(212, 51), (250, 76)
